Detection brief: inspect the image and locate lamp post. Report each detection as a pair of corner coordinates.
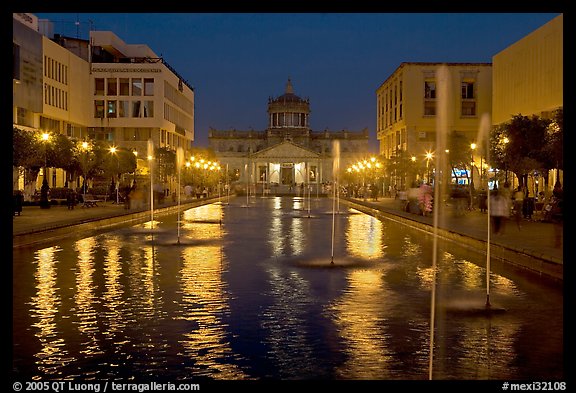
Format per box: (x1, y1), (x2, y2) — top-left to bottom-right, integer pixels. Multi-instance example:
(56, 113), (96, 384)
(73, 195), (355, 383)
(81, 141), (89, 196)
(40, 132), (51, 209)
(132, 149), (138, 187)
(425, 152), (433, 184)
(110, 146), (119, 204)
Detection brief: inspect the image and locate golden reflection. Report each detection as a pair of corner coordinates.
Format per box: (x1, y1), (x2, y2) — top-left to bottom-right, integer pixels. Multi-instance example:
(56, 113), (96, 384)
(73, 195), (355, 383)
(289, 215), (304, 256)
(178, 245), (248, 379)
(273, 196), (282, 210)
(490, 275), (518, 295)
(292, 199), (302, 211)
(269, 216), (284, 257)
(30, 246), (70, 375)
(102, 237), (126, 335)
(183, 203), (223, 223)
(73, 237), (103, 355)
(126, 241), (159, 319)
(329, 269), (396, 379)
(346, 212), (384, 259)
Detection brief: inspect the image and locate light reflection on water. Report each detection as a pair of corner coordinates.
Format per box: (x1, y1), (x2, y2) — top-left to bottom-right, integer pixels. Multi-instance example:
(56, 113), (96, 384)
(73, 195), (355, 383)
(12, 197), (563, 380)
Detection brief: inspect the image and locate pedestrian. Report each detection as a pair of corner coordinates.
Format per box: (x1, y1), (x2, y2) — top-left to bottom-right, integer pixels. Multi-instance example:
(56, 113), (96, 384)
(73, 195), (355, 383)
(66, 189), (76, 210)
(490, 189), (508, 234)
(512, 186), (525, 229)
(13, 190), (24, 216)
(549, 181), (563, 248)
(417, 183), (433, 216)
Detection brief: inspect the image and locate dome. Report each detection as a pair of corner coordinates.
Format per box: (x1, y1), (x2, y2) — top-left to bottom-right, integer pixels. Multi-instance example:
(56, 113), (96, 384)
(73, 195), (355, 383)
(270, 79), (308, 104)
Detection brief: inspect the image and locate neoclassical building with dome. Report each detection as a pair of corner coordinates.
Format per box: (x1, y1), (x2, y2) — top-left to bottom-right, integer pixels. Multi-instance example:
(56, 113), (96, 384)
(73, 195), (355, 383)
(208, 79), (369, 194)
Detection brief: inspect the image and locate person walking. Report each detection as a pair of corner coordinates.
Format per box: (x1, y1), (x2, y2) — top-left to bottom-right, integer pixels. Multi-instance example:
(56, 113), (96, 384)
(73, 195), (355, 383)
(490, 189), (508, 234)
(512, 186), (525, 229)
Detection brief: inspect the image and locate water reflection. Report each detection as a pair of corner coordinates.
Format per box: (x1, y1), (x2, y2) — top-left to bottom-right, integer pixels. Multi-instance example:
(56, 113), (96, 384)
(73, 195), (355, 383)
(29, 246), (69, 375)
(261, 267), (316, 379)
(101, 237), (126, 336)
(12, 197), (563, 380)
(73, 237), (103, 356)
(328, 269), (404, 379)
(345, 211), (384, 259)
(178, 243), (248, 379)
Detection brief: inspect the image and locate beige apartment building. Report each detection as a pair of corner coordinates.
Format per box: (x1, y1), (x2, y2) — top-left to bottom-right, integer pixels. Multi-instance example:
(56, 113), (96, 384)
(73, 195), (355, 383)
(13, 13), (194, 195)
(376, 62), (492, 187)
(492, 13), (563, 191)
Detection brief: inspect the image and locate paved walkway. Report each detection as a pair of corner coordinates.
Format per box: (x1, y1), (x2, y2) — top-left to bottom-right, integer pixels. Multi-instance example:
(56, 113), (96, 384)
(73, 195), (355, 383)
(12, 195), (563, 279)
(342, 196), (563, 277)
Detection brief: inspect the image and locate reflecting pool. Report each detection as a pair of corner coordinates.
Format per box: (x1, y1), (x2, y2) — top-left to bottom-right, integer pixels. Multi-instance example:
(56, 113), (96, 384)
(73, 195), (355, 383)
(12, 196), (563, 380)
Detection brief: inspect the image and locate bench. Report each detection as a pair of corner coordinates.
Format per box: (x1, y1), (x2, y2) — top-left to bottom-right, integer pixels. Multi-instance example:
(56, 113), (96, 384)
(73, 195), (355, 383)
(82, 194), (103, 208)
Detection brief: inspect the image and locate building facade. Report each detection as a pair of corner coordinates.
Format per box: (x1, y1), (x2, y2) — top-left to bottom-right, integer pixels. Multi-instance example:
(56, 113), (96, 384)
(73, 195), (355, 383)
(376, 62), (492, 187)
(492, 13), (563, 193)
(208, 79), (369, 194)
(13, 13), (195, 196)
(492, 14), (563, 125)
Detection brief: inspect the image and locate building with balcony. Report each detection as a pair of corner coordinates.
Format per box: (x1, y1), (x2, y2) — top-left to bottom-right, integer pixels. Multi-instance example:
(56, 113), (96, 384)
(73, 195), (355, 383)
(13, 13), (195, 196)
(376, 62), (492, 187)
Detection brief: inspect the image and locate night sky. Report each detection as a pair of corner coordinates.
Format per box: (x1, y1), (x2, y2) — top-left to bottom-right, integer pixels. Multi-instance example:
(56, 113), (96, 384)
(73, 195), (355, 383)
(34, 12), (561, 151)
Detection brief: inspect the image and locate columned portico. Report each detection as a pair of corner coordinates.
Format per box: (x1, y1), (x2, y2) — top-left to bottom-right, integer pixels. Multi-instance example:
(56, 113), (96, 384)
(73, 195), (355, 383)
(247, 140), (323, 195)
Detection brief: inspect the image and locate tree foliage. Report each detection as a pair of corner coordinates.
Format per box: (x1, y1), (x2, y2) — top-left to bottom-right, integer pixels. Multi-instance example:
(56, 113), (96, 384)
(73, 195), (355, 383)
(489, 113), (560, 188)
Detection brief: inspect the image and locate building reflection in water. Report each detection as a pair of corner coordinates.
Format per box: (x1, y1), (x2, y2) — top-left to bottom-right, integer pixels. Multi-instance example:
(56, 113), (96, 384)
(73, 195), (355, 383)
(345, 211), (384, 260)
(30, 246), (69, 376)
(328, 269), (397, 379)
(177, 215), (248, 379)
(73, 237), (103, 357)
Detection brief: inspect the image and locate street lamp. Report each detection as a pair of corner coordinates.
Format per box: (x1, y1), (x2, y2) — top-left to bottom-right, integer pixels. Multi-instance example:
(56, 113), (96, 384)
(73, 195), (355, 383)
(40, 133), (51, 209)
(110, 146), (119, 204)
(81, 141), (90, 198)
(470, 143), (477, 209)
(425, 151), (433, 184)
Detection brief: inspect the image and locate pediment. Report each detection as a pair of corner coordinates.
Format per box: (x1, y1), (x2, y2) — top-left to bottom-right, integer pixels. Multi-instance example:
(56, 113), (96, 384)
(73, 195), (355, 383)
(251, 140), (320, 159)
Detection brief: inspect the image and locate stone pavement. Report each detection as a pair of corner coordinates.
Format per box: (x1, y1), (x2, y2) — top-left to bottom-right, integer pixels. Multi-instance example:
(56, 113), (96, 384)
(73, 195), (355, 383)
(12, 195), (563, 280)
(342, 196), (563, 280)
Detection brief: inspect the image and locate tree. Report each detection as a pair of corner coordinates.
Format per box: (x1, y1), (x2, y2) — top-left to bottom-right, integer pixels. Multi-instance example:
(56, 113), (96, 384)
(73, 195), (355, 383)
(13, 128), (44, 199)
(489, 114), (551, 189)
(447, 131), (474, 186)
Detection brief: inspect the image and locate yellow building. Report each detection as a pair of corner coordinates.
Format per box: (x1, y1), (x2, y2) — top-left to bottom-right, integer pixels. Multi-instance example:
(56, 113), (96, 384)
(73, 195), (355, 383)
(492, 14), (563, 125)
(376, 62), (492, 187)
(492, 13), (563, 193)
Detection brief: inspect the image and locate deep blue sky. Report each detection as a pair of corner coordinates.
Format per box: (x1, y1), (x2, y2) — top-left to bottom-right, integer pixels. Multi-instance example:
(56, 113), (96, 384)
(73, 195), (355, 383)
(35, 12), (561, 151)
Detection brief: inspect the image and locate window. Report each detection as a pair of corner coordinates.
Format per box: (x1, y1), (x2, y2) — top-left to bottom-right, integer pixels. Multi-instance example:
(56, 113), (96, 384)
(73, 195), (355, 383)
(143, 101), (154, 117)
(424, 81), (436, 99)
(107, 100), (117, 118)
(119, 78), (130, 95)
(144, 78), (154, 96)
(461, 101), (476, 117)
(259, 166), (267, 182)
(94, 100), (105, 118)
(95, 78), (105, 95)
(13, 43), (20, 81)
(461, 81), (476, 116)
(132, 101), (141, 117)
(461, 82), (474, 99)
(107, 78), (117, 95)
(424, 101), (436, 116)
(118, 101), (129, 117)
(132, 78), (142, 96)
(309, 166), (317, 182)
